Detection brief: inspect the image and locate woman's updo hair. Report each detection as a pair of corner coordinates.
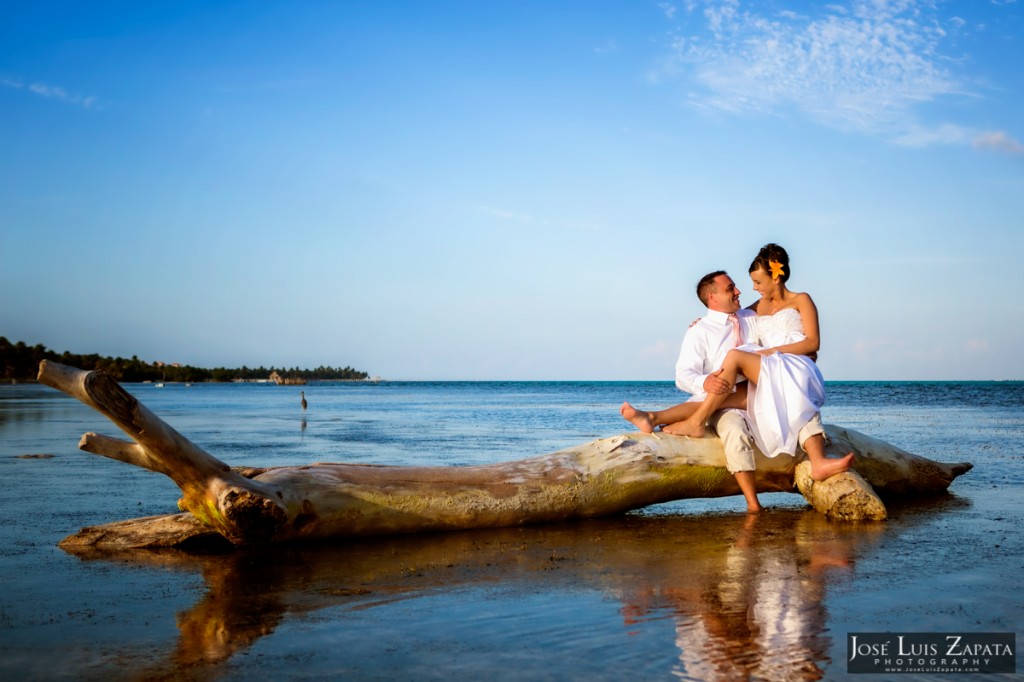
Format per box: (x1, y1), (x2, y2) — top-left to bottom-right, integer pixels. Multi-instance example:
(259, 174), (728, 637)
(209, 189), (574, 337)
(749, 243), (790, 283)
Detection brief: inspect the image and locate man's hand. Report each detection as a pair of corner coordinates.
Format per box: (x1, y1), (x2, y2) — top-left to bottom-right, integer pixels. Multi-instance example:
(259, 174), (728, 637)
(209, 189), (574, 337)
(703, 369), (731, 395)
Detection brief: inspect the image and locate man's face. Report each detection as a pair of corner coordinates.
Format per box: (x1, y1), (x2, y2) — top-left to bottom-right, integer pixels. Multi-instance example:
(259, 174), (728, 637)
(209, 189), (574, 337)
(707, 274), (741, 313)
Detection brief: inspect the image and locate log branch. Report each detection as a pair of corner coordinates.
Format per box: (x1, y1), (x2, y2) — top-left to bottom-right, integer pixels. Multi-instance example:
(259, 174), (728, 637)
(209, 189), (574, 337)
(39, 360), (288, 544)
(824, 426), (973, 496)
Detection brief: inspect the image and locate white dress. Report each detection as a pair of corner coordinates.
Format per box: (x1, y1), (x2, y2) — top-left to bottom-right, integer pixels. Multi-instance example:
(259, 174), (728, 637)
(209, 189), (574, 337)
(739, 308), (825, 458)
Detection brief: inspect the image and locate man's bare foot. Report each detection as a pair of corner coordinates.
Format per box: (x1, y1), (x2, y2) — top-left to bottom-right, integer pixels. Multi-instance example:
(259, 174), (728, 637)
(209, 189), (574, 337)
(620, 402), (654, 434)
(661, 418), (706, 438)
(807, 551), (852, 574)
(810, 451), (855, 481)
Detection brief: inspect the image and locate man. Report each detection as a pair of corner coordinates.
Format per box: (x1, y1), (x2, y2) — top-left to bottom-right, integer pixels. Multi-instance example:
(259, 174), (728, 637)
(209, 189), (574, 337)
(620, 270), (761, 508)
(672, 271), (764, 512)
(621, 269), (846, 510)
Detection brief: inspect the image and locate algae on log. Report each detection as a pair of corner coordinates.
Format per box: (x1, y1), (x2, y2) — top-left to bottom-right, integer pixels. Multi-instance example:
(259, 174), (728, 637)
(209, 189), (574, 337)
(38, 361), (971, 549)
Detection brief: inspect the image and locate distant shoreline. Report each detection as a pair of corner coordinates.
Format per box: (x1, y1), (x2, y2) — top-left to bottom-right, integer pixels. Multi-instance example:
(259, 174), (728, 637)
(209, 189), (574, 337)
(3, 378), (1020, 386)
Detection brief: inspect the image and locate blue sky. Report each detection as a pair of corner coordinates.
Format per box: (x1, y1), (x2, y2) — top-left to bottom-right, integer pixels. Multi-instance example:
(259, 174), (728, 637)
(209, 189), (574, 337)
(2, 0), (1022, 380)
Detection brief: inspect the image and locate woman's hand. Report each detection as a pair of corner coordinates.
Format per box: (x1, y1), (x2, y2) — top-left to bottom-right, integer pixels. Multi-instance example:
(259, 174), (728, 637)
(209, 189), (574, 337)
(756, 348), (779, 357)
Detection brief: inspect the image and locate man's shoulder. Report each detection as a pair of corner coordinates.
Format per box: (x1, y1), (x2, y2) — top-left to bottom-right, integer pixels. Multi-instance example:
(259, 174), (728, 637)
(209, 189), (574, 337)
(683, 314), (715, 337)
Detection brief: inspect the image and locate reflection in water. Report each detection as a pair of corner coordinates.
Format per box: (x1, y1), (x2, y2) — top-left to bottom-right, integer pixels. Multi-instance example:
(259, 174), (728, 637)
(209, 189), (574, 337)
(615, 513), (861, 681)
(64, 511), (883, 680)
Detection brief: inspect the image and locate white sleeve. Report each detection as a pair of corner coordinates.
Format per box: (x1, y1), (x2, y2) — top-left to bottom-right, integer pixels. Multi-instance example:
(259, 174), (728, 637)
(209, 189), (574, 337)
(674, 328), (707, 396)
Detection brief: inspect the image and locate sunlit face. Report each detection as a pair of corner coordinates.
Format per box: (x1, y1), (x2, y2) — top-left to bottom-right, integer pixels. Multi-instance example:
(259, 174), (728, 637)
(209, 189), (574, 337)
(707, 274), (741, 313)
(749, 267), (777, 299)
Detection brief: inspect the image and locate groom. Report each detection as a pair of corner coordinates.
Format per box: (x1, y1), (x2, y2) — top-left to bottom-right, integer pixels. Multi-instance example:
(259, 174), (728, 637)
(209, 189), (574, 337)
(671, 271), (766, 512)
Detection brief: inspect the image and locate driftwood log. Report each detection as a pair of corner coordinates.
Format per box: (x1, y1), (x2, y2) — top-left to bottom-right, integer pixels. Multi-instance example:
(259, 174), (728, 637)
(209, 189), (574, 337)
(38, 361), (972, 549)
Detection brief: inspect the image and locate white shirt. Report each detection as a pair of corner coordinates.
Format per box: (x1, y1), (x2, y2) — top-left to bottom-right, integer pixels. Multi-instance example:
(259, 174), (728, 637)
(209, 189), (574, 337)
(674, 308), (758, 400)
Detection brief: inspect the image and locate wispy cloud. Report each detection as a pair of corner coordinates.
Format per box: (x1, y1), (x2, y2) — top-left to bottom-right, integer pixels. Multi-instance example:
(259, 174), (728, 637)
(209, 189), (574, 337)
(2, 77), (99, 109)
(478, 206), (534, 222)
(660, 0), (988, 145)
(965, 338), (990, 353)
(892, 121), (1024, 155)
(476, 206), (602, 233)
(891, 123), (972, 147)
(972, 131), (1024, 155)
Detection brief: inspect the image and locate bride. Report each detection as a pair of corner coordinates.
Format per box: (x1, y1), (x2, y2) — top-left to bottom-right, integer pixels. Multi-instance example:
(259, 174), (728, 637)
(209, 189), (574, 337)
(621, 244), (853, 482)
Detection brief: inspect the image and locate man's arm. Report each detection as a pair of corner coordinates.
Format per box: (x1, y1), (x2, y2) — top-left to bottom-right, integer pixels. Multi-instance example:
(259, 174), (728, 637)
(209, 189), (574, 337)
(674, 328), (709, 396)
(677, 322), (734, 397)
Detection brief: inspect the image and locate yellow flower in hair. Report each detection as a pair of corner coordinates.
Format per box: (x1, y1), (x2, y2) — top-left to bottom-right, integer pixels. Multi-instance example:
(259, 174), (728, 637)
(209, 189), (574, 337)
(769, 259), (785, 279)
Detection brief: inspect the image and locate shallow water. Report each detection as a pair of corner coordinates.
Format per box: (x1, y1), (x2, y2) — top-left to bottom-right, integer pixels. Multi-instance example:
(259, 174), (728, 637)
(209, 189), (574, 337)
(1, 380), (1022, 680)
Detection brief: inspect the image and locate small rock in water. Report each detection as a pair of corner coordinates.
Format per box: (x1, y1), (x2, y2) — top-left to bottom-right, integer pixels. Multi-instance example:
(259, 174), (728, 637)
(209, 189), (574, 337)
(14, 453), (56, 459)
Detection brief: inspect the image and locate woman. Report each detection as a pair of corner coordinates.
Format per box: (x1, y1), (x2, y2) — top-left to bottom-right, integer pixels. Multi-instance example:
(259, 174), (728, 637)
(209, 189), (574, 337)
(621, 244), (853, 481)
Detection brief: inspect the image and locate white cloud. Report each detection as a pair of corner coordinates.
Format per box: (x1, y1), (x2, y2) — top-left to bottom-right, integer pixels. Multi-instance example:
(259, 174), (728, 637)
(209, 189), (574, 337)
(475, 206), (602, 233)
(3, 77), (99, 108)
(889, 126), (1024, 154)
(965, 338), (990, 353)
(851, 337), (902, 357)
(637, 338), (678, 362)
(663, 1), (971, 141)
(972, 131), (1024, 155)
(891, 123), (972, 147)
(478, 206), (533, 222)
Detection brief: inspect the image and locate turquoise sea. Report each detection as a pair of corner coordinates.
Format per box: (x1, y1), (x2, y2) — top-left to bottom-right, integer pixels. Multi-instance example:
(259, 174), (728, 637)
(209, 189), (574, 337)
(1, 380), (1022, 680)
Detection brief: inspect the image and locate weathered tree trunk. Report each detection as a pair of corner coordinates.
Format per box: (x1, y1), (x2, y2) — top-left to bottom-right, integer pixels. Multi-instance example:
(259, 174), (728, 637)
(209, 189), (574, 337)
(39, 361), (288, 544)
(39, 361), (971, 549)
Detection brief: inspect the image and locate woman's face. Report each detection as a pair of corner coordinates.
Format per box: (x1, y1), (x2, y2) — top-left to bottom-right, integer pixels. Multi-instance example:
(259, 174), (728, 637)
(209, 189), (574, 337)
(749, 267), (777, 298)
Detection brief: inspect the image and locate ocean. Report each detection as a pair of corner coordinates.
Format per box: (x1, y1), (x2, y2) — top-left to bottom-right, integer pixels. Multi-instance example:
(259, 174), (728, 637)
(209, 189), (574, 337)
(1, 380), (1021, 680)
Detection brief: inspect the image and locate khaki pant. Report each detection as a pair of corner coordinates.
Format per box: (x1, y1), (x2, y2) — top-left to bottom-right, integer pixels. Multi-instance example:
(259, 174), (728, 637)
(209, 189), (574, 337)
(709, 410), (824, 474)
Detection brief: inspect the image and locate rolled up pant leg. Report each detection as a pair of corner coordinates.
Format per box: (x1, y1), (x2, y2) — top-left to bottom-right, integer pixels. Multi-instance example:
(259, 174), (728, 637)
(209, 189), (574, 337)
(797, 412), (825, 450)
(709, 409), (755, 474)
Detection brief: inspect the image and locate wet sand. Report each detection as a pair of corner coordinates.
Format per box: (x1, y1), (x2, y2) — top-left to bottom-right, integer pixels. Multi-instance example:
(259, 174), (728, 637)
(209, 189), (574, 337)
(3, 490), (1020, 681)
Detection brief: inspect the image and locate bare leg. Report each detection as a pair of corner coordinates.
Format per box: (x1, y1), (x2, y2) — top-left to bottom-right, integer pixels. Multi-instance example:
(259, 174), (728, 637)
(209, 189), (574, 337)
(734, 470), (762, 513)
(662, 350), (764, 438)
(621, 385), (748, 434)
(620, 401), (697, 434)
(803, 434), (855, 481)
(659, 387), (747, 434)
(619, 402), (655, 433)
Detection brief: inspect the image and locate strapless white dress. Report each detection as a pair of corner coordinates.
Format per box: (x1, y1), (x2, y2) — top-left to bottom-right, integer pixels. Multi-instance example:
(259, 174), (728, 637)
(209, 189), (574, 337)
(738, 308), (826, 458)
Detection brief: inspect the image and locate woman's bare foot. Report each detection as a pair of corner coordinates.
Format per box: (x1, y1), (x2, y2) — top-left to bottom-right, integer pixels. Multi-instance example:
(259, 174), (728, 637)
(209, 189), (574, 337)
(661, 418), (706, 438)
(620, 402), (654, 434)
(810, 451), (855, 481)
